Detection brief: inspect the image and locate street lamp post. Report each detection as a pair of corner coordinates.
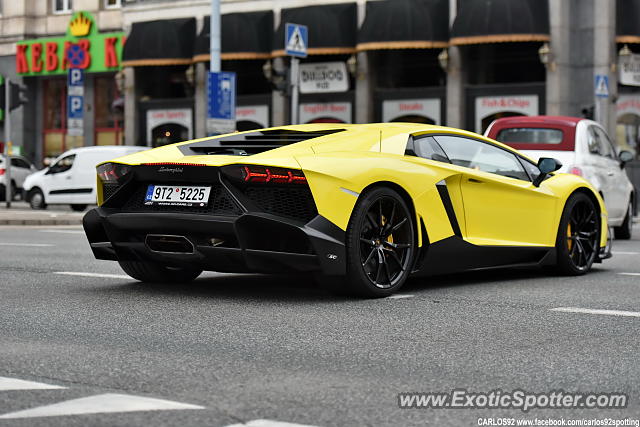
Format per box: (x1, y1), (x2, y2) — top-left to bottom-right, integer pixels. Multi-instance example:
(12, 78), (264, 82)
(3, 77), (11, 208)
(210, 0), (220, 73)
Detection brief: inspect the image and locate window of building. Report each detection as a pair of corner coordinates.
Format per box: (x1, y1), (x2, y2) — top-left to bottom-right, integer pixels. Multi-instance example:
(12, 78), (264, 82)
(43, 79), (83, 162)
(53, 0), (73, 13)
(94, 76), (123, 146)
(104, 0), (121, 9)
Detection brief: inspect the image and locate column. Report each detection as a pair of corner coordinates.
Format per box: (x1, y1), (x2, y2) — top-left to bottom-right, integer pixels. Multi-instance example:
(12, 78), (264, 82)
(194, 62), (207, 138)
(546, 0), (572, 116)
(123, 67), (138, 145)
(593, 0), (617, 138)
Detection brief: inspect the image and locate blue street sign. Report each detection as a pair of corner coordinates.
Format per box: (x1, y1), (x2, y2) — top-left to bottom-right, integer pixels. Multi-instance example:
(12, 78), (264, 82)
(68, 68), (84, 87)
(207, 71), (236, 120)
(67, 95), (84, 119)
(285, 23), (308, 58)
(66, 44), (86, 68)
(595, 74), (609, 98)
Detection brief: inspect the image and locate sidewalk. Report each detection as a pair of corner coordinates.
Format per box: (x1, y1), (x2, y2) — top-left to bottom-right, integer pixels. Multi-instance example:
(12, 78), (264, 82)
(0, 202), (85, 226)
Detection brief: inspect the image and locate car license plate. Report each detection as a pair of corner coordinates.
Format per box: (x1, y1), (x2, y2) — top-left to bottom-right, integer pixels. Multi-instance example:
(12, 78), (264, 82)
(144, 185), (211, 207)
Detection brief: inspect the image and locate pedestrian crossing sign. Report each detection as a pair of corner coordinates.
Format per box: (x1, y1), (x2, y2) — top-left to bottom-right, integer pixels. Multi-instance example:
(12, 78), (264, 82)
(595, 74), (609, 98)
(285, 23), (308, 58)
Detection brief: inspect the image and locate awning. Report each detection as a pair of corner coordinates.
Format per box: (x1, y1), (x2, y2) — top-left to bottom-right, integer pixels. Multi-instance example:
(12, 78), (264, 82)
(357, 0), (449, 51)
(194, 11), (274, 62)
(617, 0), (640, 43)
(123, 18), (196, 67)
(272, 3), (357, 57)
(450, 0), (549, 46)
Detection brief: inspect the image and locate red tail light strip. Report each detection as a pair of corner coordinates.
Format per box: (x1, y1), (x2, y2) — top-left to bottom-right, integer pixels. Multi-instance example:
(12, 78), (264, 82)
(241, 165), (307, 184)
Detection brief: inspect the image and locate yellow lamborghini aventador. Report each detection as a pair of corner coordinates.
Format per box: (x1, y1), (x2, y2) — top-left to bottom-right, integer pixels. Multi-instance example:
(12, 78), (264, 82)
(83, 123), (611, 297)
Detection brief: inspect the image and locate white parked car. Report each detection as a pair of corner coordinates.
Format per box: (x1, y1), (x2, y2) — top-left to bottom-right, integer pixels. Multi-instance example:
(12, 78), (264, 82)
(24, 146), (148, 211)
(486, 116), (636, 239)
(0, 155), (37, 201)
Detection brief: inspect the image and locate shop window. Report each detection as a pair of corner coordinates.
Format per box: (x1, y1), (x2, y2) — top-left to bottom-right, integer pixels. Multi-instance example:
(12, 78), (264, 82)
(53, 0), (73, 13)
(151, 123), (189, 148)
(104, 0), (121, 8)
(372, 50), (444, 89)
(94, 76), (123, 146)
(43, 79), (83, 163)
(137, 66), (190, 99)
(221, 60), (275, 95)
(465, 43), (545, 85)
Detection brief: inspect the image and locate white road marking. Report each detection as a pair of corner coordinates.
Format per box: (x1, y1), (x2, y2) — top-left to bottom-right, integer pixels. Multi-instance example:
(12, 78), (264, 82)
(0, 243), (54, 247)
(612, 251), (640, 255)
(55, 271), (130, 280)
(0, 377), (66, 391)
(225, 420), (319, 427)
(386, 294), (414, 299)
(619, 272), (640, 276)
(0, 393), (204, 419)
(39, 229), (84, 235)
(551, 307), (640, 318)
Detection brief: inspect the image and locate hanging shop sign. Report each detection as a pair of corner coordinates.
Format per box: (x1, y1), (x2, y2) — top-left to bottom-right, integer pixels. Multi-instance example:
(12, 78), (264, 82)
(475, 95), (538, 133)
(382, 99), (441, 124)
(15, 11), (124, 76)
(299, 102), (352, 124)
(236, 105), (269, 128)
(619, 54), (640, 87)
(299, 62), (349, 94)
(146, 109), (193, 144)
(616, 94), (640, 118)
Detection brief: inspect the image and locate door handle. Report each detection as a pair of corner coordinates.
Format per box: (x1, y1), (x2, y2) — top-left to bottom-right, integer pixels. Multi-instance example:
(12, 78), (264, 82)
(468, 178), (483, 183)
(607, 172), (614, 176)
(65, 176), (72, 180)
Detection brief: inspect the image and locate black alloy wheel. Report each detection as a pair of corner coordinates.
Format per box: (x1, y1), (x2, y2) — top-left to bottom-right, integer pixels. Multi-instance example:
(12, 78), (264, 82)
(556, 193), (599, 275)
(345, 187), (416, 297)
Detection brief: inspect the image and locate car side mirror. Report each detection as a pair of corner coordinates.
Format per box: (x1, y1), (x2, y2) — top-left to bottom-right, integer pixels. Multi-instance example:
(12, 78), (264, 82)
(45, 167), (54, 175)
(619, 150), (634, 169)
(533, 157), (563, 187)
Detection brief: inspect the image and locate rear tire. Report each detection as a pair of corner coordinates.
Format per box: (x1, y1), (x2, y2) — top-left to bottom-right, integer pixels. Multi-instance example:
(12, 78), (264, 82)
(340, 187), (416, 298)
(70, 204), (87, 212)
(614, 200), (633, 240)
(28, 188), (47, 210)
(556, 192), (600, 275)
(118, 260), (202, 283)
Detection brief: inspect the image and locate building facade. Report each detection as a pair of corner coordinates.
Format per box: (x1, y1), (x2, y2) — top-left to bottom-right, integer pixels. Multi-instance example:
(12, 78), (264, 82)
(1, 0), (640, 173)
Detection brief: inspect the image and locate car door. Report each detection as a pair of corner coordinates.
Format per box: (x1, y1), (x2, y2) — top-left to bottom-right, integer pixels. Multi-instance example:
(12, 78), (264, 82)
(10, 157), (31, 188)
(592, 125), (627, 221)
(45, 154), (77, 204)
(432, 135), (559, 247)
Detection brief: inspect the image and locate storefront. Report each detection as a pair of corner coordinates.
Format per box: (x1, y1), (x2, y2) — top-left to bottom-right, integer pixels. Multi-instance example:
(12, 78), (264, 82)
(358, 0), (448, 125)
(122, 17), (196, 147)
(16, 11), (124, 163)
(616, 0), (640, 157)
(273, 3), (357, 124)
(450, 0), (548, 133)
(193, 11), (273, 132)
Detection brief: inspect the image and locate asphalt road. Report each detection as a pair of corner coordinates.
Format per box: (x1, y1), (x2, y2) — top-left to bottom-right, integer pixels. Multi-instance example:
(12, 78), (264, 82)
(0, 224), (639, 426)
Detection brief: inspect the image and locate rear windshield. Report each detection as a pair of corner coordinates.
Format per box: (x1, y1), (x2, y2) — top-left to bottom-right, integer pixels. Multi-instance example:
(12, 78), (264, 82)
(496, 128), (564, 145)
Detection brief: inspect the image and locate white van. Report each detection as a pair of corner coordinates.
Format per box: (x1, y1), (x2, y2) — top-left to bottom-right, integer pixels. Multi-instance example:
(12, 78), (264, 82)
(23, 146), (148, 211)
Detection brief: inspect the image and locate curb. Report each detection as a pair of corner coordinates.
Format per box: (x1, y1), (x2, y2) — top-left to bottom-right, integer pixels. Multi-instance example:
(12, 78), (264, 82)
(0, 218), (83, 226)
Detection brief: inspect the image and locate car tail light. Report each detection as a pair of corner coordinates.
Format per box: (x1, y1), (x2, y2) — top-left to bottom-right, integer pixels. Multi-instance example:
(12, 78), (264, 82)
(97, 162), (131, 183)
(222, 165), (307, 184)
(0, 168), (4, 176)
(568, 166), (583, 177)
